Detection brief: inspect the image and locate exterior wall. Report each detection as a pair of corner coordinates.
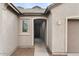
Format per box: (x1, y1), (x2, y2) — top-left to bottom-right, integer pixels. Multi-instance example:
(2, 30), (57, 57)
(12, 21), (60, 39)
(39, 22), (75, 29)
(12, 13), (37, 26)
(18, 16), (47, 48)
(19, 17), (33, 48)
(47, 13), (53, 52)
(0, 4), (19, 56)
(50, 3), (79, 55)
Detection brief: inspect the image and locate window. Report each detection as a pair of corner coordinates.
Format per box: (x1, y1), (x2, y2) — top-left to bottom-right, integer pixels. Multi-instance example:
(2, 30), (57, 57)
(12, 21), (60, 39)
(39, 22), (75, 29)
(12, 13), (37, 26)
(22, 20), (28, 32)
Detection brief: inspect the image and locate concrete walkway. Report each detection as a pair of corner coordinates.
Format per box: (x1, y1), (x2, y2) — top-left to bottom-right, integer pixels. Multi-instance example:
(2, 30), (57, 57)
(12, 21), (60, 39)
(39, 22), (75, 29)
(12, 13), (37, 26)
(34, 38), (49, 56)
(68, 53), (79, 56)
(12, 38), (49, 56)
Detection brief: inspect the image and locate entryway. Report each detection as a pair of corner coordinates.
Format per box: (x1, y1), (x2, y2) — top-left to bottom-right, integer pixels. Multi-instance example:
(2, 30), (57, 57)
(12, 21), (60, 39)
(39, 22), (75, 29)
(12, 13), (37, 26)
(11, 18), (49, 56)
(68, 19), (79, 55)
(34, 19), (46, 44)
(34, 19), (49, 56)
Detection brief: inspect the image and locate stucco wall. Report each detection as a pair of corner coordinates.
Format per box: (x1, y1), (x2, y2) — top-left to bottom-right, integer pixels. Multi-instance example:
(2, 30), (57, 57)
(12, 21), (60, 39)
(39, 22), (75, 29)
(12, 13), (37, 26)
(19, 17), (33, 48)
(0, 4), (19, 56)
(47, 13), (53, 52)
(50, 3), (79, 55)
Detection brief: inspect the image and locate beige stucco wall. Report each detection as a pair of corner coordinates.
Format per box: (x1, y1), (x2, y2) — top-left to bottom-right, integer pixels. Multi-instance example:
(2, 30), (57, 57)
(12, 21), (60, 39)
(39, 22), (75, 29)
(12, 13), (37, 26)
(50, 3), (79, 55)
(0, 4), (19, 56)
(47, 13), (53, 52)
(19, 17), (33, 48)
(18, 16), (47, 48)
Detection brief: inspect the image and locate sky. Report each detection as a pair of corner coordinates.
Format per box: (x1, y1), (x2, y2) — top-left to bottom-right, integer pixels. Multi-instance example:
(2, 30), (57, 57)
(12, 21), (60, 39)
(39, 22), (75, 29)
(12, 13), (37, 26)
(13, 3), (51, 9)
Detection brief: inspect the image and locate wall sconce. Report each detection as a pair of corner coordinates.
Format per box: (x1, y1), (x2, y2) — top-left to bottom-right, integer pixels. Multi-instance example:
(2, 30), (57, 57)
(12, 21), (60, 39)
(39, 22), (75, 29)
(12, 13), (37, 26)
(57, 20), (61, 25)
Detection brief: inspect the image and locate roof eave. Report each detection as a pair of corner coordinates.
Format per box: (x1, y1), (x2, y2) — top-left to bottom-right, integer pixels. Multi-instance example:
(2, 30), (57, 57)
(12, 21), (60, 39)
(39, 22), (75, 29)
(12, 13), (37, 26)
(7, 3), (22, 15)
(20, 13), (45, 16)
(44, 3), (62, 15)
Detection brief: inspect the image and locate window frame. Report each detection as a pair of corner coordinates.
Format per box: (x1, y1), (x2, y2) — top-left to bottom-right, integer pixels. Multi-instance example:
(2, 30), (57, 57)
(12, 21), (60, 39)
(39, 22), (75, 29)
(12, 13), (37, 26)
(19, 19), (31, 35)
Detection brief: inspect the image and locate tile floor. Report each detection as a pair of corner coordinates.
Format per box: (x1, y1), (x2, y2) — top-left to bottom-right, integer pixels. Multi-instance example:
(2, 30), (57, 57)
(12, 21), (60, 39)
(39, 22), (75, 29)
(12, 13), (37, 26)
(12, 48), (34, 56)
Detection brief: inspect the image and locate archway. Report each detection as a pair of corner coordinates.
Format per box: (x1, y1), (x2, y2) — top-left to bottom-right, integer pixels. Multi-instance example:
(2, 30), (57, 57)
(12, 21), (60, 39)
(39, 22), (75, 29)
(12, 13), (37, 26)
(34, 19), (47, 45)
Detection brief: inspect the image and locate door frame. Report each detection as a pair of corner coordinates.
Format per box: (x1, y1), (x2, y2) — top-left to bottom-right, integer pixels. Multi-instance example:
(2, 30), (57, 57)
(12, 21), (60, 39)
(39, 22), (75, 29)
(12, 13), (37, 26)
(32, 17), (48, 46)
